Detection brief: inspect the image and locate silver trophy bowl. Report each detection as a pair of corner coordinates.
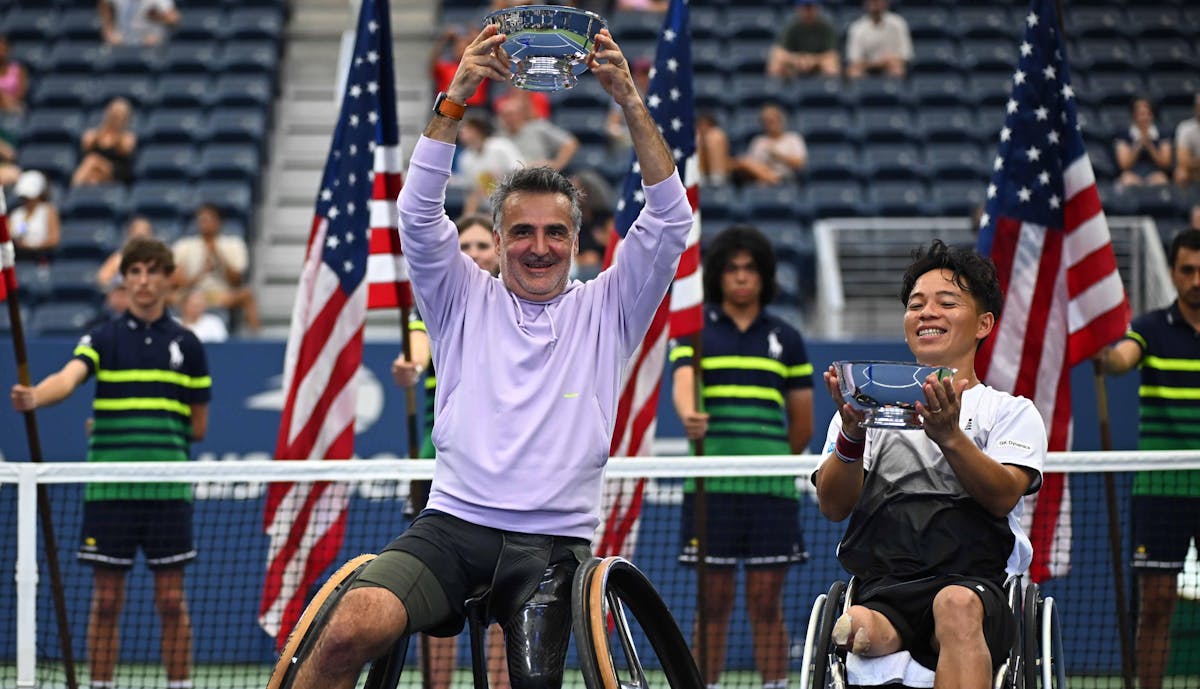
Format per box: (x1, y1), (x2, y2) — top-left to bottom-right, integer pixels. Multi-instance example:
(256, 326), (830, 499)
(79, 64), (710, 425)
(483, 4), (608, 92)
(834, 361), (956, 429)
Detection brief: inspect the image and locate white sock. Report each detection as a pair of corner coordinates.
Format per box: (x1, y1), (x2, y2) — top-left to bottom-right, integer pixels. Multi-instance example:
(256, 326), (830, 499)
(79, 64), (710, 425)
(763, 680), (788, 689)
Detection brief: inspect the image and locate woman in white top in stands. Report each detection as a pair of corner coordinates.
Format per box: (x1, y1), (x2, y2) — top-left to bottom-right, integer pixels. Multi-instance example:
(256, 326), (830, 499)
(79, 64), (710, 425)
(10, 170), (61, 259)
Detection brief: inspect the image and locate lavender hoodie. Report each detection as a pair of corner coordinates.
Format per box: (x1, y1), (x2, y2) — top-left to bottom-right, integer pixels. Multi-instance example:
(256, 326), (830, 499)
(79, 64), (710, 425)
(398, 136), (692, 540)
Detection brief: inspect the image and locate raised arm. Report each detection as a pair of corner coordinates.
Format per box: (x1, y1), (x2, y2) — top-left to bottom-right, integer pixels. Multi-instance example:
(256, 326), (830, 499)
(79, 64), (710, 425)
(423, 24), (510, 145)
(587, 29), (674, 185)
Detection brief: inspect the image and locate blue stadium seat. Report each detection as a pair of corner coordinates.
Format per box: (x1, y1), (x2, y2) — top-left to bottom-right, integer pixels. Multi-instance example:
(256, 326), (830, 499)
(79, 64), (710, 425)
(844, 78), (911, 108)
(154, 75), (213, 109)
(101, 44), (163, 75)
(198, 143), (260, 183)
(218, 40), (280, 74)
(690, 7), (723, 41)
(141, 108), (209, 145)
(212, 74), (273, 108)
(910, 39), (961, 77)
(29, 301), (100, 336)
(868, 181), (930, 216)
(128, 180), (195, 221)
(550, 78), (607, 111)
(95, 74), (157, 109)
(134, 144), (199, 181)
(691, 38), (724, 76)
(553, 109), (606, 146)
(801, 107), (858, 145)
(790, 77), (847, 108)
(45, 40), (104, 75)
(1126, 7), (1183, 40)
(857, 108), (919, 144)
(967, 73), (1014, 109)
(741, 185), (798, 220)
(1068, 7), (1127, 41)
(1113, 184), (1185, 220)
(57, 221), (120, 260)
(1075, 39), (1144, 74)
(57, 7), (101, 40)
(929, 180), (986, 217)
(227, 7), (284, 40)
(956, 7), (1016, 40)
(22, 108), (87, 145)
(773, 259), (803, 306)
(173, 8), (227, 41)
(1085, 142), (1116, 182)
(925, 143), (987, 181)
(13, 261), (52, 305)
(2, 8), (59, 42)
(698, 185), (746, 225)
(207, 109), (267, 147)
(0, 303), (29, 333)
(805, 143), (862, 183)
(609, 12), (661, 42)
(18, 143), (77, 186)
(729, 43), (768, 75)
(8, 40), (50, 77)
(730, 76), (790, 109)
(916, 106), (978, 144)
(60, 185), (129, 222)
(194, 180), (253, 223)
(905, 6), (956, 41)
(1148, 73), (1200, 109)
(0, 111), (24, 143)
(1085, 74), (1146, 108)
(803, 181), (867, 217)
(161, 41), (221, 74)
(725, 12), (777, 42)
(30, 73), (93, 109)
(1138, 38), (1198, 74)
(693, 74), (734, 111)
(618, 37), (657, 63)
(861, 143), (924, 181)
(960, 39), (1016, 75)
(910, 74), (968, 107)
(47, 258), (103, 300)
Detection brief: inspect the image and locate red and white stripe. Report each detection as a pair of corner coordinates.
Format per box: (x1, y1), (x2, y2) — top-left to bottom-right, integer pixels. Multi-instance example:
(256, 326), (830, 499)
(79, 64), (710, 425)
(0, 192), (13, 303)
(597, 153), (701, 559)
(977, 155), (1128, 581)
(366, 145), (411, 310)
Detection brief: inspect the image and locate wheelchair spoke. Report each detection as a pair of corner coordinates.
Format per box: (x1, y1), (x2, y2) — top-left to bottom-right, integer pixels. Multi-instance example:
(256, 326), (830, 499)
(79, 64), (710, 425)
(606, 589), (649, 689)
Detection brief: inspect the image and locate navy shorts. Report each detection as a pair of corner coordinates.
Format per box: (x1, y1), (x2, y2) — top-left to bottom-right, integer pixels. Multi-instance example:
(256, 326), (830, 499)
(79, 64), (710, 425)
(857, 576), (1015, 672)
(678, 492), (807, 568)
(1131, 495), (1200, 572)
(78, 500), (195, 570)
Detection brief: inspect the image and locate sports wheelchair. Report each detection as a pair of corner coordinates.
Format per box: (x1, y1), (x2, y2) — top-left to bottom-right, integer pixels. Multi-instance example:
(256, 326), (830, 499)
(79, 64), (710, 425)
(267, 554), (704, 689)
(799, 577), (1065, 689)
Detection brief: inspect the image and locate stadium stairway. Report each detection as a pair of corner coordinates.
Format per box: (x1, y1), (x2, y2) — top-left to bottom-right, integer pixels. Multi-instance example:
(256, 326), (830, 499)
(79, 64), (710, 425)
(254, 0), (433, 338)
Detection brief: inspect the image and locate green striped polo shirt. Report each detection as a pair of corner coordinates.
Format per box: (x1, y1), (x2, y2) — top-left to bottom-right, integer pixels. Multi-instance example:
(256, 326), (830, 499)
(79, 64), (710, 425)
(670, 304), (814, 498)
(408, 311), (437, 459)
(74, 312), (211, 501)
(1127, 302), (1200, 497)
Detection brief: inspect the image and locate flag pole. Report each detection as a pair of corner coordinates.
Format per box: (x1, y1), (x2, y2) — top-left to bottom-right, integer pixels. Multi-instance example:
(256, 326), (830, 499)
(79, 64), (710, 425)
(4, 285), (80, 689)
(1093, 360), (1135, 689)
(399, 305), (433, 689)
(689, 331), (710, 684)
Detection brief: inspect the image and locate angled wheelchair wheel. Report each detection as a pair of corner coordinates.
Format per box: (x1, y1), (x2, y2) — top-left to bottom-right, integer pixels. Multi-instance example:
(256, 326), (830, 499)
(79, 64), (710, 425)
(995, 577), (1023, 689)
(1037, 596), (1066, 689)
(810, 580), (847, 689)
(573, 556), (705, 689)
(1023, 583), (1039, 689)
(267, 553), (411, 689)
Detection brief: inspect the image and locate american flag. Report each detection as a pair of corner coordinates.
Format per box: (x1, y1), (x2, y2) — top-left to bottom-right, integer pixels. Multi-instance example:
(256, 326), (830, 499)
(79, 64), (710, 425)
(975, 0), (1129, 582)
(597, 0), (702, 558)
(259, 0), (409, 646)
(0, 192), (13, 304)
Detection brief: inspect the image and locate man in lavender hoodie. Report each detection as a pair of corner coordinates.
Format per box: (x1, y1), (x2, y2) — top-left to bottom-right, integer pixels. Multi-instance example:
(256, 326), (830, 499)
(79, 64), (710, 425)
(288, 25), (693, 689)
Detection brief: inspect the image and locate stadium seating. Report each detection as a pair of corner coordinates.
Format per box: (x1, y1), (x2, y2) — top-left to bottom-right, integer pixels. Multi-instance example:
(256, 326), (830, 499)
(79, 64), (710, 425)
(28, 301), (100, 335)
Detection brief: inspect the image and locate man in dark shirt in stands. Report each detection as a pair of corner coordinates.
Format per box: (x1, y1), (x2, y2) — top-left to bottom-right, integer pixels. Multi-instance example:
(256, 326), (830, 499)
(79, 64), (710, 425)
(768, 0), (840, 79)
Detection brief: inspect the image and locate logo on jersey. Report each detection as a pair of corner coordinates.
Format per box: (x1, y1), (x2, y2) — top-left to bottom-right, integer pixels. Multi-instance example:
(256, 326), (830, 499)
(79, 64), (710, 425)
(169, 339), (184, 370)
(768, 330), (783, 360)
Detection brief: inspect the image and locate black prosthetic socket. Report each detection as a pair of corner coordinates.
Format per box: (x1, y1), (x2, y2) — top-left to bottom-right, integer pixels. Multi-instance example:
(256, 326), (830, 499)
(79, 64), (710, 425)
(502, 558), (578, 689)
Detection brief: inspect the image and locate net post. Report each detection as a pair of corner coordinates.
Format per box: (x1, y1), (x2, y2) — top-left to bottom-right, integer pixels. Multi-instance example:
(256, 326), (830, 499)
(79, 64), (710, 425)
(15, 466), (37, 689)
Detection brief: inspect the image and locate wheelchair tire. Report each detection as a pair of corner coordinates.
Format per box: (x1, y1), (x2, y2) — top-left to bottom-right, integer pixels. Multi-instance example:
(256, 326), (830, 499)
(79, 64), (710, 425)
(808, 580), (847, 689)
(1022, 583), (1040, 689)
(997, 578), (1023, 689)
(267, 554), (377, 689)
(1039, 596), (1066, 689)
(799, 592), (828, 689)
(572, 556), (704, 689)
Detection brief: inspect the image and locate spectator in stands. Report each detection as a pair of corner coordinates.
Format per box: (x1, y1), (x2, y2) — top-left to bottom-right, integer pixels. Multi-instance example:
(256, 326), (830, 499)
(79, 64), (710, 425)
(493, 86), (551, 121)
(287, 25), (691, 689)
(731, 103), (807, 186)
(696, 110), (732, 187)
(1115, 97), (1172, 188)
(10, 236), (210, 689)
(71, 98), (137, 188)
(815, 240), (1044, 688)
(495, 92), (578, 171)
(605, 58), (652, 154)
(172, 203), (261, 334)
(177, 288), (228, 343)
(1173, 93), (1200, 188)
(97, 215), (156, 290)
(615, 0), (669, 11)
(0, 35), (29, 114)
(10, 170), (61, 261)
(671, 224), (814, 689)
(431, 26), (490, 109)
(1097, 229), (1200, 689)
(1191, 204), (1200, 232)
(844, 0), (912, 79)
(768, 0), (840, 80)
(391, 213), (509, 689)
(455, 115), (524, 216)
(570, 168), (616, 278)
(0, 137), (20, 186)
(100, 0), (180, 47)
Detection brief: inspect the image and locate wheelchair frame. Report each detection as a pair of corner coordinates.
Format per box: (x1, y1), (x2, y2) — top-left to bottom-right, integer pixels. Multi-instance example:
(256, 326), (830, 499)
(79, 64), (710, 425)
(800, 577), (1065, 689)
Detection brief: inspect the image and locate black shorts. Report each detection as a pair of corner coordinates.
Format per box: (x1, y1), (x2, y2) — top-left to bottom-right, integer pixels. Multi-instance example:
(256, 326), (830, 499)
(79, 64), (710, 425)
(678, 492), (807, 568)
(78, 500), (195, 570)
(857, 576), (1014, 672)
(353, 510), (591, 637)
(1131, 495), (1200, 572)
